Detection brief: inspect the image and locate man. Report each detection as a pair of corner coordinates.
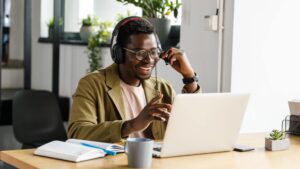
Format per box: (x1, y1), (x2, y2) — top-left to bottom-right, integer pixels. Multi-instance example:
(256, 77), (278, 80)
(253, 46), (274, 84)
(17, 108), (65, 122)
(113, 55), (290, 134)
(68, 17), (200, 143)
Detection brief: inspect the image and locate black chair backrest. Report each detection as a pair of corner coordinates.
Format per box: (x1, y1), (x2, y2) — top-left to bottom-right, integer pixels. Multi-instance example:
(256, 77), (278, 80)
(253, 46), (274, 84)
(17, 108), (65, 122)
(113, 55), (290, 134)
(12, 90), (67, 148)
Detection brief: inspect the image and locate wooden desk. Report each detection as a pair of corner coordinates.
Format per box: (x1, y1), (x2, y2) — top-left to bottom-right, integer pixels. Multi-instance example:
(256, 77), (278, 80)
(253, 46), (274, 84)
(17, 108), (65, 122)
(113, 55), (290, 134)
(1, 133), (300, 169)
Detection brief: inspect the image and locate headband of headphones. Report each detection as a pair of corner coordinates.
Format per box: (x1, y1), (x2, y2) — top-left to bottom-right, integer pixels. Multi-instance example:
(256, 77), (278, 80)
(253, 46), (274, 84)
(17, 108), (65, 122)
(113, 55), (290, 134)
(110, 16), (161, 64)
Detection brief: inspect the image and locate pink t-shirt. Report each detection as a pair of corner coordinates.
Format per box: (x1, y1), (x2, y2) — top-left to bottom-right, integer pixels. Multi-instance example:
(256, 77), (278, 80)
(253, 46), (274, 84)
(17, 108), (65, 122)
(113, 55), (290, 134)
(120, 80), (147, 138)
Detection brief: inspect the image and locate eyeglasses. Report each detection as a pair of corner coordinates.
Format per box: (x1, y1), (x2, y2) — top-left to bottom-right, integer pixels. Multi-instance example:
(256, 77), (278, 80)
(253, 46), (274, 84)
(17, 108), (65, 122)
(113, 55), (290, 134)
(123, 47), (162, 61)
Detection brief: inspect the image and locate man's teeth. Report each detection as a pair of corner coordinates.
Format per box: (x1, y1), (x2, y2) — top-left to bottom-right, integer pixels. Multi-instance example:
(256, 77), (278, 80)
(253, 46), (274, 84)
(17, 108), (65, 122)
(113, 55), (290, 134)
(140, 66), (151, 71)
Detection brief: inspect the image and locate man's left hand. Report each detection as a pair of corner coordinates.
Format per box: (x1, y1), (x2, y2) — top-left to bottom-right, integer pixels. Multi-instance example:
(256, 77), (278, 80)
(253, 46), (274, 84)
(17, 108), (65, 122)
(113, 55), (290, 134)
(160, 47), (194, 78)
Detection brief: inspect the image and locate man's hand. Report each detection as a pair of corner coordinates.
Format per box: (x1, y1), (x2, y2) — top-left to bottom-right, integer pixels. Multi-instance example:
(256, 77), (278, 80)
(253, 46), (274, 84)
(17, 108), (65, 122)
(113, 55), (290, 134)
(121, 94), (171, 138)
(160, 47), (199, 93)
(160, 47), (194, 78)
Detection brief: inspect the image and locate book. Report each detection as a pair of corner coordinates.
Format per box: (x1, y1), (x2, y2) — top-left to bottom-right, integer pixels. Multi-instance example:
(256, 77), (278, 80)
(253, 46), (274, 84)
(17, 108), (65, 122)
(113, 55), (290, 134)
(34, 139), (124, 162)
(34, 141), (105, 162)
(66, 139), (124, 153)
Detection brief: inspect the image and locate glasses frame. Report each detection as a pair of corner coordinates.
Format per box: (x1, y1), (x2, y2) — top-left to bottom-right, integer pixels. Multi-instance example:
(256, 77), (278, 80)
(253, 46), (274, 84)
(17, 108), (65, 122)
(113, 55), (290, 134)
(123, 47), (162, 61)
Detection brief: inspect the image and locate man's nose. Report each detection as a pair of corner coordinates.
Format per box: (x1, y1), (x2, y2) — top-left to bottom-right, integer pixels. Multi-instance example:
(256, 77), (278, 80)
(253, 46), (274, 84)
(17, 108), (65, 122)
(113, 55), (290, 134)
(143, 52), (154, 62)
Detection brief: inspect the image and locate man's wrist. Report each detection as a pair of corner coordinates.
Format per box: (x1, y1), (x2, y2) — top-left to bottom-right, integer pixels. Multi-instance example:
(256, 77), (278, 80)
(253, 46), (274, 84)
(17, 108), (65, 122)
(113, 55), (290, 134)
(121, 119), (135, 138)
(182, 71), (195, 78)
(182, 72), (198, 85)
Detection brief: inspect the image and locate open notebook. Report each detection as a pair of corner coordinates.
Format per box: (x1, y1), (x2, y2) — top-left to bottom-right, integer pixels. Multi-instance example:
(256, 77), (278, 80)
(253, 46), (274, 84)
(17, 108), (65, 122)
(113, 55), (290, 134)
(34, 139), (124, 162)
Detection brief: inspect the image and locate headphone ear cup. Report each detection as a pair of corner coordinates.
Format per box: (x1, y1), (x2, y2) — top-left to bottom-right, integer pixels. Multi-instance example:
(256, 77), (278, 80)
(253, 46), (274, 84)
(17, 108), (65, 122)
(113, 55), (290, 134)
(112, 44), (124, 64)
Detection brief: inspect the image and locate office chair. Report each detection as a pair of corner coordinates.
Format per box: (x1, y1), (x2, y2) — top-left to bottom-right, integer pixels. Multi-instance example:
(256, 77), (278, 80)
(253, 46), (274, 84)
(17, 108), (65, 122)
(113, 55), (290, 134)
(12, 90), (67, 149)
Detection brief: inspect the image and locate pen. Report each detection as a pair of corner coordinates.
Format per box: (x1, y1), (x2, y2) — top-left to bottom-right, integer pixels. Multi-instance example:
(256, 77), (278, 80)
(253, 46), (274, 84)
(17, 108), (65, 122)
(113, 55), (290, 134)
(80, 143), (117, 156)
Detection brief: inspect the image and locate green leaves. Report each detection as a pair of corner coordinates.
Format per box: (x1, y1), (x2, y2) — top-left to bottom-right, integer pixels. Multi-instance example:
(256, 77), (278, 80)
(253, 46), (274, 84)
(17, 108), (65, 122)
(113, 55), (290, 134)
(47, 17), (63, 28)
(116, 0), (181, 19)
(86, 21), (112, 73)
(270, 130), (285, 140)
(82, 15), (99, 27)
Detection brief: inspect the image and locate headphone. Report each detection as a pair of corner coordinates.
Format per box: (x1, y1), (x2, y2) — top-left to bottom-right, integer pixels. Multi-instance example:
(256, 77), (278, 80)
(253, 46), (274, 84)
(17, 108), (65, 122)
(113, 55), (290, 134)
(110, 16), (161, 64)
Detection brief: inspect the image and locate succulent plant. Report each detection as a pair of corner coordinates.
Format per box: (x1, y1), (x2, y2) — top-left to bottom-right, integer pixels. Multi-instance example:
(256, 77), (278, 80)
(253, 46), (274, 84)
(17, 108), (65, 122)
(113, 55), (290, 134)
(269, 130), (285, 140)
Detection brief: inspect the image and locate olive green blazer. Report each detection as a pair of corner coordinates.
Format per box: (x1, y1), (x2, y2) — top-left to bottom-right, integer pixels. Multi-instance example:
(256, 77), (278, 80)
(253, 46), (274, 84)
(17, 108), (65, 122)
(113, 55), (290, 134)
(68, 63), (176, 143)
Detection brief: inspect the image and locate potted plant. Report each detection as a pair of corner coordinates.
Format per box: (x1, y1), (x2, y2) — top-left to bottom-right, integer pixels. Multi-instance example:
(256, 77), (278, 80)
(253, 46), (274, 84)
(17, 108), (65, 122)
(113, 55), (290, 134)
(80, 15), (99, 42)
(265, 129), (289, 151)
(47, 17), (63, 39)
(86, 21), (112, 72)
(116, 0), (181, 48)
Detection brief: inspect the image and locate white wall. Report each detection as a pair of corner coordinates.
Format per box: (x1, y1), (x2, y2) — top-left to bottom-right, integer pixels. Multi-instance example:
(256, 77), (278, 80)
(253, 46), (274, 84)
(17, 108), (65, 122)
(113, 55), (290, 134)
(32, 0), (52, 91)
(59, 46), (113, 97)
(9, 0), (24, 60)
(232, 0), (300, 133)
(2, 69), (23, 88)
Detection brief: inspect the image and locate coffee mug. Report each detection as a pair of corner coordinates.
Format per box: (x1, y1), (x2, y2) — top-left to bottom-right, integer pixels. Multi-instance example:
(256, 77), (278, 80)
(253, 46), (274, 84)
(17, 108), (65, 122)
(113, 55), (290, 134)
(125, 138), (154, 168)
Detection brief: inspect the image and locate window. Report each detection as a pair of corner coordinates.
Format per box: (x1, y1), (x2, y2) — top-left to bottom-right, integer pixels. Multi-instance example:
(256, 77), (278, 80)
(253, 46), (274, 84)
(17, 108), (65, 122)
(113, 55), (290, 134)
(40, 0), (142, 38)
(40, 0), (182, 39)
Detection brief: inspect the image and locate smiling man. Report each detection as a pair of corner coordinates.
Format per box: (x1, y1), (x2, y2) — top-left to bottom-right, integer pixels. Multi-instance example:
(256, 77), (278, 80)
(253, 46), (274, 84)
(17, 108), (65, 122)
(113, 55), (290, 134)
(68, 17), (201, 143)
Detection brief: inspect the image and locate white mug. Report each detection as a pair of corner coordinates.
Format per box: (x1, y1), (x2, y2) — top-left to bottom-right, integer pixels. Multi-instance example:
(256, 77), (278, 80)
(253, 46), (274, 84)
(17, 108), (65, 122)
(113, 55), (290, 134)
(125, 138), (154, 168)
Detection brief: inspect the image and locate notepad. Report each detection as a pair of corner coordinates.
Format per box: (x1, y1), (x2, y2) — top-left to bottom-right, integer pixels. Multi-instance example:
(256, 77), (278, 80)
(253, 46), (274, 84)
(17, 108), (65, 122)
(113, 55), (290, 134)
(34, 139), (124, 162)
(34, 141), (105, 162)
(66, 139), (124, 153)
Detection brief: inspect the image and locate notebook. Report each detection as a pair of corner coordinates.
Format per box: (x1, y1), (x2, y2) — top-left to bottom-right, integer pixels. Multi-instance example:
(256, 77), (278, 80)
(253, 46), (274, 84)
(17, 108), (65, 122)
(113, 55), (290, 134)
(66, 139), (124, 153)
(34, 139), (124, 162)
(152, 93), (249, 158)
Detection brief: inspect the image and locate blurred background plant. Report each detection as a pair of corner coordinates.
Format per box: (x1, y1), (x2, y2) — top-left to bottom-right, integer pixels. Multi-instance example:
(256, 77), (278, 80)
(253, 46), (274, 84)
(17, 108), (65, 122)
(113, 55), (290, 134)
(86, 20), (112, 72)
(47, 17), (63, 29)
(116, 0), (181, 19)
(81, 15), (99, 26)
(80, 15), (100, 42)
(115, 10), (133, 22)
(47, 17), (63, 39)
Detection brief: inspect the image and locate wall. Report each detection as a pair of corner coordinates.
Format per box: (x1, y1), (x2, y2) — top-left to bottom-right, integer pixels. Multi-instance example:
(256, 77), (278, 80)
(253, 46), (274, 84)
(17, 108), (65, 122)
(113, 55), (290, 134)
(9, 0), (24, 60)
(32, 0), (52, 91)
(231, 0), (300, 132)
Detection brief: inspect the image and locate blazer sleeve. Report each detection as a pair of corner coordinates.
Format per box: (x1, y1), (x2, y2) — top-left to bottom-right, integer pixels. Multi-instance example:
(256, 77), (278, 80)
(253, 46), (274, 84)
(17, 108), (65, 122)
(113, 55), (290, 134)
(67, 77), (124, 143)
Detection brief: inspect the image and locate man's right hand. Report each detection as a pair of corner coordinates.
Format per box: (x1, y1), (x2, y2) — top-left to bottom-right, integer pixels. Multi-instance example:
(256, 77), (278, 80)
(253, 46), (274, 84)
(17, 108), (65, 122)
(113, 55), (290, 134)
(121, 94), (172, 138)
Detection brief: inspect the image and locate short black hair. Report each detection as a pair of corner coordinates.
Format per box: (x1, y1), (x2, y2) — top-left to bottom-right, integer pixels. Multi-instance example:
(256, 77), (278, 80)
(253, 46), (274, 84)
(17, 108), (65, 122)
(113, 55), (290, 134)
(117, 19), (154, 47)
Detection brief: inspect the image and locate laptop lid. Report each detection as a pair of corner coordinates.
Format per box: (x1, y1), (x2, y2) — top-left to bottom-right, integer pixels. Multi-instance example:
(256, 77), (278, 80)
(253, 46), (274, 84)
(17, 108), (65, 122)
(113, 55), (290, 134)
(159, 93), (249, 158)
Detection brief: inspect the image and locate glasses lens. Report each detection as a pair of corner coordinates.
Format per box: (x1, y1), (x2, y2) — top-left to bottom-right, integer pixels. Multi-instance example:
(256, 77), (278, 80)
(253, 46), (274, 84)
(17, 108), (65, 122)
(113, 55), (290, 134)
(134, 48), (161, 61)
(136, 50), (148, 60)
(150, 48), (161, 57)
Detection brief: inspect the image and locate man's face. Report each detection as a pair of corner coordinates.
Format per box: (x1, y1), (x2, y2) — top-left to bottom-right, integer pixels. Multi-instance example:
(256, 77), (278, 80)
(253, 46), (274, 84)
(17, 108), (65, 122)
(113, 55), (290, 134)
(120, 33), (159, 84)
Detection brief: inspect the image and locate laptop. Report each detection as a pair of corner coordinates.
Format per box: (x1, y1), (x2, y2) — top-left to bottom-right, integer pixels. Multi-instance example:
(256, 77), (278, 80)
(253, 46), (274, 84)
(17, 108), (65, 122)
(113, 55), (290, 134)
(152, 93), (249, 158)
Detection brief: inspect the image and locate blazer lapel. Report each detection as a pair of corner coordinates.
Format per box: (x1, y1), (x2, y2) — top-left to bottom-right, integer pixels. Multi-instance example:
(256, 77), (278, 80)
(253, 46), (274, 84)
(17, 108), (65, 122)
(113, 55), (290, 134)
(106, 64), (126, 120)
(143, 80), (160, 103)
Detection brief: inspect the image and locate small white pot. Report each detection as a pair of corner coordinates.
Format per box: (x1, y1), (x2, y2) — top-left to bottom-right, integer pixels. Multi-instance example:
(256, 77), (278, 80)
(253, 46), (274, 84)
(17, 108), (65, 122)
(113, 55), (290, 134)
(265, 138), (289, 151)
(80, 26), (98, 42)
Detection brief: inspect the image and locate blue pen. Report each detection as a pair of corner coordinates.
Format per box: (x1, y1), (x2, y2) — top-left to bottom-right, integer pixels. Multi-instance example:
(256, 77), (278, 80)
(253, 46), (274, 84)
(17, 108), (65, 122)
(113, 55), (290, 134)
(80, 143), (117, 156)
